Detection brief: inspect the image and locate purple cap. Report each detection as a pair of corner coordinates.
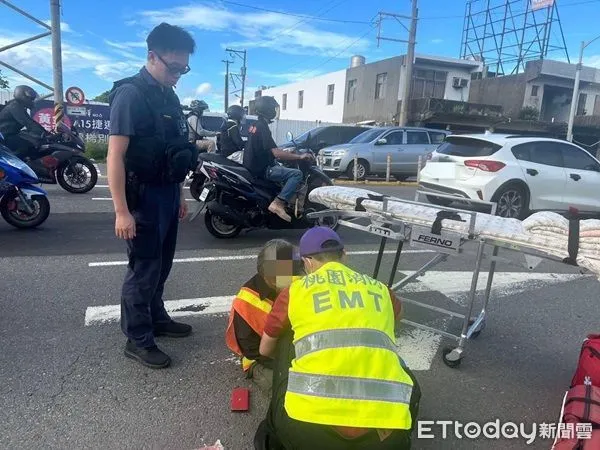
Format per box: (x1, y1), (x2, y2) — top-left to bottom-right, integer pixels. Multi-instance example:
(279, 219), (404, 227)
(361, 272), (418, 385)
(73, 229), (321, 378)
(299, 227), (344, 257)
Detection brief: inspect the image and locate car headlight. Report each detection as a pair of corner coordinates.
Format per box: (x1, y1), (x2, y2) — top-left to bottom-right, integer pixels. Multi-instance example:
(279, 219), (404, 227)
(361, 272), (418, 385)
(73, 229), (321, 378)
(332, 149), (347, 156)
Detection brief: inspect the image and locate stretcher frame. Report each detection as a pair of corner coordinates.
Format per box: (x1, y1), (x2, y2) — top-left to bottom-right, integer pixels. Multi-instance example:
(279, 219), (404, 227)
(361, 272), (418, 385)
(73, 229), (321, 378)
(306, 190), (590, 368)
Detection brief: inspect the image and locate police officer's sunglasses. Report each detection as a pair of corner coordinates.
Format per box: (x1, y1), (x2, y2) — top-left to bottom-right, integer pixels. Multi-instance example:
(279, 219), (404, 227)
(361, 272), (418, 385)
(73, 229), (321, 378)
(153, 51), (191, 76)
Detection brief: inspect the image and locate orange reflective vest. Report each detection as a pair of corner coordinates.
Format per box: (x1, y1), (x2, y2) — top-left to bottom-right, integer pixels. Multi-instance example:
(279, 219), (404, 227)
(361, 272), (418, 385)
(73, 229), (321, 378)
(225, 277), (274, 372)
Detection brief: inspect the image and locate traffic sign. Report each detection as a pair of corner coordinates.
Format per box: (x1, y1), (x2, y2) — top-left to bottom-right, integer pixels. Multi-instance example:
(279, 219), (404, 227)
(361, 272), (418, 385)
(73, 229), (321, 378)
(65, 86), (85, 106)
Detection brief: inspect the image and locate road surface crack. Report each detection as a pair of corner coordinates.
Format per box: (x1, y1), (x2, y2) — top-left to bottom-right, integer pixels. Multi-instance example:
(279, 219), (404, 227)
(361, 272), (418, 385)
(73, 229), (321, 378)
(49, 346), (88, 403)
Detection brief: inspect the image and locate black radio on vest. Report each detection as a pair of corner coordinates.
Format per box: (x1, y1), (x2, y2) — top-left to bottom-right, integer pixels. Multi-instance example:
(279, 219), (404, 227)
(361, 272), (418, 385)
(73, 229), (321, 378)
(111, 73), (198, 185)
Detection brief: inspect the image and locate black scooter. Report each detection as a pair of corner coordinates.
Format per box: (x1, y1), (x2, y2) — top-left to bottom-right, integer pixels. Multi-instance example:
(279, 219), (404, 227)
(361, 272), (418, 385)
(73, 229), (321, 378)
(15, 122), (98, 194)
(189, 133), (337, 238)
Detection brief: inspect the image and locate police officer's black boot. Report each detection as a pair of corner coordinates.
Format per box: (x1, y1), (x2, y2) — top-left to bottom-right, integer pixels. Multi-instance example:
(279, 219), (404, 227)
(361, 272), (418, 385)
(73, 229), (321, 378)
(153, 320), (192, 337)
(124, 340), (171, 369)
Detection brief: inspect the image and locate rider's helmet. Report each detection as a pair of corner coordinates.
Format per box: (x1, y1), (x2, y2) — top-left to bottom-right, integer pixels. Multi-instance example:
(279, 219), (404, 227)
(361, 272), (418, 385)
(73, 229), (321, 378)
(253, 96), (279, 122)
(190, 99), (209, 115)
(13, 85), (39, 109)
(226, 104), (244, 122)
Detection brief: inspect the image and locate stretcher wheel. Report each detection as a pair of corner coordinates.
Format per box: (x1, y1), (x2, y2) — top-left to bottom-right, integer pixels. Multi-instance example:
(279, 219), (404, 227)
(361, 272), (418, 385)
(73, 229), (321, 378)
(468, 319), (486, 339)
(442, 347), (462, 368)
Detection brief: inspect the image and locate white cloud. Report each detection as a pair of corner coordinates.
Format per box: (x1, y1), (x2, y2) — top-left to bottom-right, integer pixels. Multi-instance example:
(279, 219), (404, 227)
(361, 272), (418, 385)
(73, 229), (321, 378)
(104, 40), (147, 50)
(94, 62), (142, 80)
(137, 4), (371, 58)
(431, 38), (444, 44)
(0, 29), (143, 85)
(43, 20), (73, 33)
(196, 82), (212, 95)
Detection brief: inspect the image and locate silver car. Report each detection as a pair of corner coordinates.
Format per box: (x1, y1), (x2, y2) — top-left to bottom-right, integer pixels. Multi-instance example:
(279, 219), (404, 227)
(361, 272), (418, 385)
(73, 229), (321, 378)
(318, 126), (450, 180)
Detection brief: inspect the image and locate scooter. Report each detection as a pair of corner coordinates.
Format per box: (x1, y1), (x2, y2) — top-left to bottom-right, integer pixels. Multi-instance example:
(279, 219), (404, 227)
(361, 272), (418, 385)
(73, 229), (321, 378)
(15, 122), (98, 194)
(189, 132), (337, 239)
(0, 132), (50, 229)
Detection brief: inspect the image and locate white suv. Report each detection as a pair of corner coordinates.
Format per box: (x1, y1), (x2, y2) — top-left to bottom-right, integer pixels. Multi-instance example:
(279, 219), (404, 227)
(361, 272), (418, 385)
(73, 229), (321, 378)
(418, 133), (600, 219)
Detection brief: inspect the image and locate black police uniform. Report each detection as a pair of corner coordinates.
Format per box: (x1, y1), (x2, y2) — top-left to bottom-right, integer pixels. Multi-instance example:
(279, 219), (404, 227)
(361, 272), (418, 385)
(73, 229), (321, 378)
(108, 67), (197, 349)
(218, 119), (244, 158)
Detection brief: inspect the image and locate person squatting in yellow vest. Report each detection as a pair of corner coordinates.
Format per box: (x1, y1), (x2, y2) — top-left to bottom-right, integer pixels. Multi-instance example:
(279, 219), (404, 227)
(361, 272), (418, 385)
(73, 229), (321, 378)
(225, 239), (304, 394)
(256, 227), (421, 450)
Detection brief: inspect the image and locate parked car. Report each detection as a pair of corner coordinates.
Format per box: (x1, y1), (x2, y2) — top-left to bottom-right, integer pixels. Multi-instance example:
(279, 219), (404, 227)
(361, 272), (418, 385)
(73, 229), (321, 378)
(319, 127), (450, 180)
(418, 133), (600, 219)
(280, 125), (370, 153)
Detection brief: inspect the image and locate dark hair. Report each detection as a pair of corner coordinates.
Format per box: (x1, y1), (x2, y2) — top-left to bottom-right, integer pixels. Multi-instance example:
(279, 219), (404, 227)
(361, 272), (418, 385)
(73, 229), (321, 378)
(257, 239), (296, 277)
(146, 22), (196, 54)
(308, 240), (344, 263)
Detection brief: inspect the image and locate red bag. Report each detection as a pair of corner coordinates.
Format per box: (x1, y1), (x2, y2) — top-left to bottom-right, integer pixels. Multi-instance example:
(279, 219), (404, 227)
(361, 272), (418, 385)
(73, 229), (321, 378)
(552, 383), (600, 449)
(571, 335), (600, 388)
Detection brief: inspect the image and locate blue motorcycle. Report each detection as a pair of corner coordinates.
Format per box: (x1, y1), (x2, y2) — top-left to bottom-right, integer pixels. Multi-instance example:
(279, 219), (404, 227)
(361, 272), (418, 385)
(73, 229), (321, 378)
(0, 132), (50, 229)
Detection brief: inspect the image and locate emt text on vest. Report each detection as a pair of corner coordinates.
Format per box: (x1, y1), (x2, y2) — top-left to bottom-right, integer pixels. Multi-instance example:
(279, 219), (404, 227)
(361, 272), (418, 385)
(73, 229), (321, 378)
(312, 290), (385, 314)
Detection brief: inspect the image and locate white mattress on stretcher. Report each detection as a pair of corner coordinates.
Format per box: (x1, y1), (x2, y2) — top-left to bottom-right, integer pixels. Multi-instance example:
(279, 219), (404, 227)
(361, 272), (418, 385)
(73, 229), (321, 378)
(309, 186), (600, 277)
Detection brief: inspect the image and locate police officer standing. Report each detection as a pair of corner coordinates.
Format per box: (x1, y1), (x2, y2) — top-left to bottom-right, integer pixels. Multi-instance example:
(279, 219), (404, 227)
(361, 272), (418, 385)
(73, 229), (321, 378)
(107, 23), (198, 369)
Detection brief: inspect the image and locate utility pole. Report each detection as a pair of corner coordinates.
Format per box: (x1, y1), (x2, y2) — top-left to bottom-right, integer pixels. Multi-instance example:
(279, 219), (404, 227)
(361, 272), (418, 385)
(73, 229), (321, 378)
(567, 33), (600, 142)
(376, 1), (418, 127)
(226, 48), (247, 107)
(400, 0), (418, 127)
(50, 0), (64, 130)
(223, 59), (233, 111)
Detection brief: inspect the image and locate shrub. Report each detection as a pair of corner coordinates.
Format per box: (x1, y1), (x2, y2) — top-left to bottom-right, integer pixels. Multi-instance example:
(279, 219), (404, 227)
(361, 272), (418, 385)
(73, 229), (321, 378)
(86, 142), (108, 162)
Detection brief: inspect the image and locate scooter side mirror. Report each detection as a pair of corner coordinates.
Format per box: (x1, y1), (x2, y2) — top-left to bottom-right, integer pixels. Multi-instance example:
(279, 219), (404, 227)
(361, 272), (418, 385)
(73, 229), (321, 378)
(286, 131), (294, 142)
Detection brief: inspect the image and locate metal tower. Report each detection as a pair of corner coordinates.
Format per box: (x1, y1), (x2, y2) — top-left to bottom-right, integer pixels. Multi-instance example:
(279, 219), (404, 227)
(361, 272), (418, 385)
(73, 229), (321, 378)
(460, 0), (570, 76)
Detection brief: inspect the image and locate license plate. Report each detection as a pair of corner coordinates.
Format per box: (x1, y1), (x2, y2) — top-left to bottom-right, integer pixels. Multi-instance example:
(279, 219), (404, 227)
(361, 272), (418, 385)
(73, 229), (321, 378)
(199, 187), (210, 202)
(424, 162), (456, 179)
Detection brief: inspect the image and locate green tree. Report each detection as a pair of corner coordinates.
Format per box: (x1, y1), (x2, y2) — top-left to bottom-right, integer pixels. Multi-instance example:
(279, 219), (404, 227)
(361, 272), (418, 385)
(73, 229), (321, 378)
(93, 90), (110, 103)
(0, 70), (8, 89)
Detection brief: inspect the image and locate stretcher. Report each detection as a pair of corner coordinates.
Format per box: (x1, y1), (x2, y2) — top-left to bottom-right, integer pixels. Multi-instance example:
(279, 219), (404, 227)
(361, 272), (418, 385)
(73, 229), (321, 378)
(306, 186), (600, 368)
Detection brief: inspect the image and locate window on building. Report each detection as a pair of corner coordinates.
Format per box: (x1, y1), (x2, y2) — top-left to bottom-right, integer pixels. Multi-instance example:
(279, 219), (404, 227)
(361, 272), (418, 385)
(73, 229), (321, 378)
(411, 69), (448, 99)
(282, 94), (287, 110)
(375, 73), (387, 99)
(531, 85), (539, 97)
(298, 90), (304, 109)
(577, 92), (587, 116)
(327, 84), (335, 105)
(347, 79), (357, 103)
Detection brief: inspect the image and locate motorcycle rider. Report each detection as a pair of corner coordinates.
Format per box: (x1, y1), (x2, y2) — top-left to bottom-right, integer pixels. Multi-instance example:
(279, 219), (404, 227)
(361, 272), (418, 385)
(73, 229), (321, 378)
(218, 104), (245, 158)
(187, 99), (217, 153)
(0, 85), (47, 158)
(243, 96), (312, 223)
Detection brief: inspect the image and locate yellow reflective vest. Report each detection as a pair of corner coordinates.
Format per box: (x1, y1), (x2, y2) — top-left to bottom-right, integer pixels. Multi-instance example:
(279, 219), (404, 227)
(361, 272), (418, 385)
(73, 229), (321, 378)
(285, 261), (414, 430)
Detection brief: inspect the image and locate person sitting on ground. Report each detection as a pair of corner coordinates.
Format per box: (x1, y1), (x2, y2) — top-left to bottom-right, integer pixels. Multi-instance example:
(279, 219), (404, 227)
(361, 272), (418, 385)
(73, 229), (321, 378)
(225, 238), (304, 394)
(187, 99), (217, 153)
(242, 96), (313, 223)
(255, 226), (421, 450)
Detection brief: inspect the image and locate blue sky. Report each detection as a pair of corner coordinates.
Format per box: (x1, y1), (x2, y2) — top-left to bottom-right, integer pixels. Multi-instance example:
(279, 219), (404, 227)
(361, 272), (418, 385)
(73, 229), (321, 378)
(1, 0), (600, 111)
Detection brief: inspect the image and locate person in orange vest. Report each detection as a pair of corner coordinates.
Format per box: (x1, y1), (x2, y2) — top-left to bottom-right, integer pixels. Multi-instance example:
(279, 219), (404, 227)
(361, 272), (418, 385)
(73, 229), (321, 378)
(254, 227), (420, 450)
(225, 238), (303, 393)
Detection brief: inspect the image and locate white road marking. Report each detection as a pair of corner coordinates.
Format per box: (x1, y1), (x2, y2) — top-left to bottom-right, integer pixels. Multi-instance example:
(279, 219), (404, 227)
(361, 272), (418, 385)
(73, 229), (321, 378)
(84, 294), (442, 371)
(88, 250), (433, 267)
(399, 270), (588, 305)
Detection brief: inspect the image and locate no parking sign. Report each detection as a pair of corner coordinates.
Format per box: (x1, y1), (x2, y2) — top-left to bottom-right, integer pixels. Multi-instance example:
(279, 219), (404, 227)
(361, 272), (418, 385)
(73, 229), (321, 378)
(65, 86), (85, 106)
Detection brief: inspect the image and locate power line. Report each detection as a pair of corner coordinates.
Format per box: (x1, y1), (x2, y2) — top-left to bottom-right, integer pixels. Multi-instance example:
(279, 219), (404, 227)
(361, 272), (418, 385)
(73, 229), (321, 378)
(220, 0), (372, 24)
(269, 0), (351, 41)
(292, 23), (378, 80)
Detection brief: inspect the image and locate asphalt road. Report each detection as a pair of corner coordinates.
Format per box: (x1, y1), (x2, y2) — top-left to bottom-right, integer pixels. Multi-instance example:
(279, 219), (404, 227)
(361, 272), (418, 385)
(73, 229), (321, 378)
(1, 174), (598, 450)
